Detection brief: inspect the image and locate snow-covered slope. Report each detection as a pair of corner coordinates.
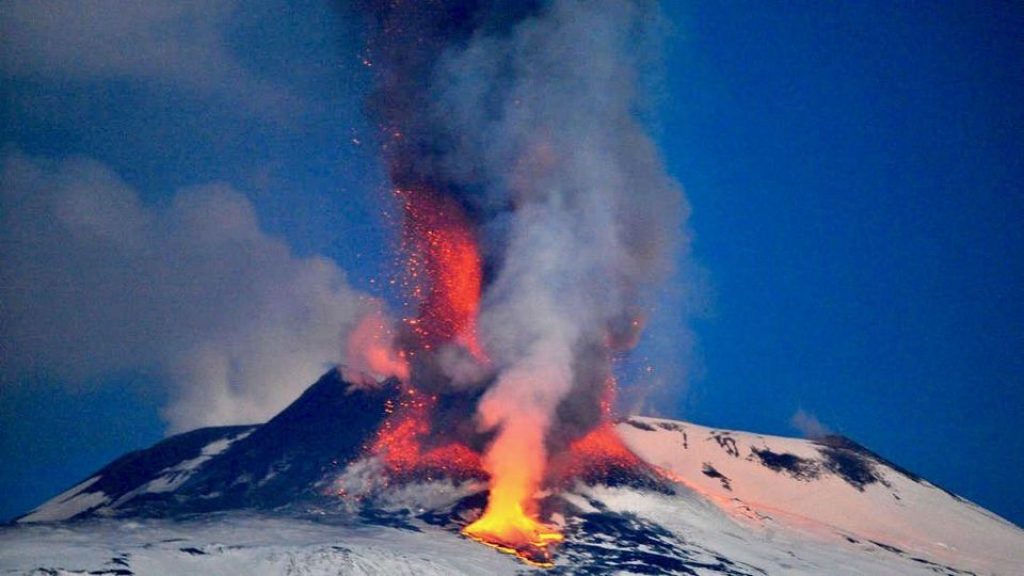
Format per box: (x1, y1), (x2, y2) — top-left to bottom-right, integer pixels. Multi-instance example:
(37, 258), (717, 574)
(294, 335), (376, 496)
(5, 368), (1022, 575)
(618, 416), (1024, 575)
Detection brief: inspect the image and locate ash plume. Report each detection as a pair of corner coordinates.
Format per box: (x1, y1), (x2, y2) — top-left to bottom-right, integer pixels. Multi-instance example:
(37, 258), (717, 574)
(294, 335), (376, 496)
(0, 151), (387, 432)
(353, 0), (689, 462)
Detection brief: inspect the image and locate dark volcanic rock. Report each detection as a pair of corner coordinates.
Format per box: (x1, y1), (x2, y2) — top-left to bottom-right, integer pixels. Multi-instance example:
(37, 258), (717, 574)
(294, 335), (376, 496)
(64, 425), (258, 514)
(25, 368), (399, 521)
(749, 447), (820, 481)
(178, 370), (399, 510)
(701, 463), (732, 491)
(815, 435), (909, 491)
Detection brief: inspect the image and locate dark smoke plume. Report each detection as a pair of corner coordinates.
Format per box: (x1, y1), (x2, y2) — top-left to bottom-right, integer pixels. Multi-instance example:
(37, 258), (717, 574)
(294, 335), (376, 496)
(351, 0), (688, 464)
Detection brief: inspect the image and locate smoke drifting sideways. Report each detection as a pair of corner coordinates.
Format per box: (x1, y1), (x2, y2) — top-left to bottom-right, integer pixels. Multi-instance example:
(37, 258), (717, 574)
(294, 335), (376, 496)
(351, 0), (690, 526)
(0, 150), (394, 433)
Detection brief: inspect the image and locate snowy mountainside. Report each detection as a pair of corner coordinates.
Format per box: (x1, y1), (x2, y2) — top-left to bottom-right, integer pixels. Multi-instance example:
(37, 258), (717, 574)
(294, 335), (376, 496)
(4, 368), (1022, 575)
(619, 417), (1024, 575)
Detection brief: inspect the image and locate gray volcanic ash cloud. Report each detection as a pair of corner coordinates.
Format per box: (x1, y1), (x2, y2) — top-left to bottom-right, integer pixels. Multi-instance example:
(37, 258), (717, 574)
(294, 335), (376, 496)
(0, 151), (381, 432)
(350, 0), (693, 548)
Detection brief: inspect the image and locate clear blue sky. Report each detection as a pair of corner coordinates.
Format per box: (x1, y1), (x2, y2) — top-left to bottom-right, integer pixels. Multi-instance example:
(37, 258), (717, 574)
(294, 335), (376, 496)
(1, 1), (1021, 527)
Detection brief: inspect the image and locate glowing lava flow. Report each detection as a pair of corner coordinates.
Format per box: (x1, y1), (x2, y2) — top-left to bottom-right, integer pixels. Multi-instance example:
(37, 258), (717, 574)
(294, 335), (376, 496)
(462, 380), (629, 565)
(461, 430), (565, 566)
(392, 187), (566, 564)
(367, 188), (666, 565)
(463, 500), (564, 567)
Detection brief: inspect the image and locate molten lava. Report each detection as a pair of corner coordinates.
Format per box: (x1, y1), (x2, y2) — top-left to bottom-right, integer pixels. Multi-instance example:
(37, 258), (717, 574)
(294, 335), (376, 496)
(397, 188), (485, 361)
(360, 187), (489, 482)
(463, 499), (564, 567)
(390, 187), (572, 564)
(361, 188), (662, 567)
(552, 423), (646, 483)
(368, 386), (484, 482)
(369, 387), (432, 473)
(360, 187), (490, 483)
(365, 374), (657, 566)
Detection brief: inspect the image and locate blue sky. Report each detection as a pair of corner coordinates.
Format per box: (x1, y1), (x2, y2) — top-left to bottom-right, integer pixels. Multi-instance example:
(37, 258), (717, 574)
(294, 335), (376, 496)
(1, 1), (1021, 527)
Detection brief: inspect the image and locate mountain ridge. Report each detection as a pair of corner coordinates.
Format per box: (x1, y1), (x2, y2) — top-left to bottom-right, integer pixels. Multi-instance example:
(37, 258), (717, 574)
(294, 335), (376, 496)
(6, 367), (1023, 575)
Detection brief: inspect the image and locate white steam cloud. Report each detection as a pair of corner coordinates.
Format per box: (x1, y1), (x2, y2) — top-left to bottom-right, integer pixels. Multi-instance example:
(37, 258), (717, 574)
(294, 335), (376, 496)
(0, 151), (378, 432)
(791, 408), (832, 439)
(431, 0), (688, 473)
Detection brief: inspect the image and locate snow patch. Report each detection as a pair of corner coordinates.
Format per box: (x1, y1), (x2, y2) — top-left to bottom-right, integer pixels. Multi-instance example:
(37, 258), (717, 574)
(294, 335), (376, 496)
(0, 515), (521, 576)
(616, 416), (1024, 575)
(105, 429), (253, 510)
(19, 477), (108, 523)
(144, 432), (248, 494)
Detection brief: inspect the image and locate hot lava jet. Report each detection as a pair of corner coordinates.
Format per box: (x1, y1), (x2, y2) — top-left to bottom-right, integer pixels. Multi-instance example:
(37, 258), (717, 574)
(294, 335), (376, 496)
(351, 0), (689, 567)
(396, 187), (485, 362)
(352, 182), (673, 564)
(379, 187), (571, 565)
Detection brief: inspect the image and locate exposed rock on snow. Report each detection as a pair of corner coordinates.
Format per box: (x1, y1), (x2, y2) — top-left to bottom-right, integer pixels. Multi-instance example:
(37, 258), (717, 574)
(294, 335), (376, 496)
(6, 369), (1022, 575)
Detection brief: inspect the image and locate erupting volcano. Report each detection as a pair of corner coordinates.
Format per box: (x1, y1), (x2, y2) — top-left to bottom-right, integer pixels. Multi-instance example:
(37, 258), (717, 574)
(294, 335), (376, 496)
(5, 2), (1023, 575)
(355, 178), (678, 565)
(392, 187), (568, 564)
(353, 0), (687, 565)
(367, 183), (656, 565)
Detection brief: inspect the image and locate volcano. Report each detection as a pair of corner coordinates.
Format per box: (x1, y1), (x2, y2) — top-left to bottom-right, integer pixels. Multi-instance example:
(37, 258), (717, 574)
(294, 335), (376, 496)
(3, 367), (1022, 575)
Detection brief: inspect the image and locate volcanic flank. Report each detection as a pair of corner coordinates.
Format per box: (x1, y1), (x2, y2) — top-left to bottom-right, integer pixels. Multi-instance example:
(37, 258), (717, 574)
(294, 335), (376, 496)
(14, 367), (1024, 575)
(348, 0), (687, 564)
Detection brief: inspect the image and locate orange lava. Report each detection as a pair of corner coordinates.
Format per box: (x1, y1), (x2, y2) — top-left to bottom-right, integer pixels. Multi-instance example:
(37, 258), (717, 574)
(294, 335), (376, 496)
(368, 386), (484, 480)
(463, 496), (564, 567)
(416, 442), (483, 480)
(548, 376), (645, 481)
(570, 423), (643, 467)
(364, 192), (660, 567)
(397, 188), (486, 361)
(544, 423), (650, 492)
(463, 385), (646, 565)
(369, 387), (432, 472)
(360, 188), (490, 484)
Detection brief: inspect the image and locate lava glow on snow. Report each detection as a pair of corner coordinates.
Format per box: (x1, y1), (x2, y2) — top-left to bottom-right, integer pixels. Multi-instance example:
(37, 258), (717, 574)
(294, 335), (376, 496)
(351, 188), (653, 566)
(349, 1), (681, 565)
(378, 187), (568, 565)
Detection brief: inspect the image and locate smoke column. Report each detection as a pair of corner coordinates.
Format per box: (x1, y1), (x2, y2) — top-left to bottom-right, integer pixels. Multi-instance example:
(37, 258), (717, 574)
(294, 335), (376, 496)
(352, 0), (688, 561)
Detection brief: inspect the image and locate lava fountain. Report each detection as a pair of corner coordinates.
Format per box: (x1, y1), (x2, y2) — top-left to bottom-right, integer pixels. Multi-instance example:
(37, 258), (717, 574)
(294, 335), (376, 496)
(393, 187), (565, 564)
(396, 187), (485, 362)
(351, 0), (689, 567)
(367, 187), (489, 481)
